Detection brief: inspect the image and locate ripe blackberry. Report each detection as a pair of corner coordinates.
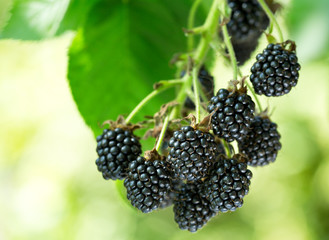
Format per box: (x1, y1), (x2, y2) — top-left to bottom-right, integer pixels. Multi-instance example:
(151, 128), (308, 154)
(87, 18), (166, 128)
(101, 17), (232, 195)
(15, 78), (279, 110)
(203, 154), (252, 213)
(238, 116), (281, 166)
(96, 128), (141, 180)
(227, 0), (269, 40)
(124, 155), (172, 213)
(207, 88), (255, 142)
(167, 126), (218, 182)
(227, 0), (270, 65)
(184, 66), (214, 109)
(250, 43), (301, 96)
(173, 183), (216, 232)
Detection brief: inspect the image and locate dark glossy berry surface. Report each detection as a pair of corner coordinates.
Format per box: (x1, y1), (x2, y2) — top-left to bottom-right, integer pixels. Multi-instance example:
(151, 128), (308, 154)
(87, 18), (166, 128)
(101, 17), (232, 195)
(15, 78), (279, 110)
(184, 66), (214, 109)
(207, 88), (255, 142)
(250, 43), (301, 96)
(238, 116), (281, 166)
(168, 126), (218, 182)
(203, 155), (252, 213)
(227, 0), (269, 40)
(96, 128), (141, 180)
(124, 156), (172, 213)
(173, 183), (216, 232)
(227, 0), (270, 65)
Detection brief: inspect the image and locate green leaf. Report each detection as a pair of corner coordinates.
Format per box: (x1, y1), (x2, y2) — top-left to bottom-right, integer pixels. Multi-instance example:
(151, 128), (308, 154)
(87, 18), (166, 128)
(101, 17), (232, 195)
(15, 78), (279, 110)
(0, 0), (70, 40)
(0, 0), (14, 32)
(68, 0), (204, 136)
(56, 0), (100, 35)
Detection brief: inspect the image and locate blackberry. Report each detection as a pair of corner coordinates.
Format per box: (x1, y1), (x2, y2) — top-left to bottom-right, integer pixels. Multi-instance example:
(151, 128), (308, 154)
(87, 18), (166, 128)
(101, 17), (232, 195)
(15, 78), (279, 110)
(203, 154), (252, 213)
(227, 0), (269, 40)
(207, 88), (255, 142)
(124, 155), (172, 213)
(250, 43), (301, 96)
(238, 116), (281, 166)
(167, 126), (218, 182)
(184, 66), (214, 109)
(96, 128), (141, 180)
(226, 0), (279, 65)
(173, 183), (216, 232)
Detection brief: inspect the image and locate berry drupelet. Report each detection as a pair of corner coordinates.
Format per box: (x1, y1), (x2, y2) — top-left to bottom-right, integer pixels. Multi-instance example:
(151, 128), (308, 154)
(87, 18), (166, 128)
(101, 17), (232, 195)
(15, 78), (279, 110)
(124, 155), (172, 213)
(250, 43), (301, 96)
(207, 88), (255, 142)
(167, 126), (218, 182)
(238, 116), (281, 166)
(96, 128), (141, 180)
(203, 154), (252, 213)
(173, 183), (216, 232)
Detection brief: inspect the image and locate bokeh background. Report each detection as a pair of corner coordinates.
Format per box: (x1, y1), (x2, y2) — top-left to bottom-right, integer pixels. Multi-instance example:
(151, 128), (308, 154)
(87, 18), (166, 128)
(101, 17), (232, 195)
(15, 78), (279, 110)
(0, 0), (329, 239)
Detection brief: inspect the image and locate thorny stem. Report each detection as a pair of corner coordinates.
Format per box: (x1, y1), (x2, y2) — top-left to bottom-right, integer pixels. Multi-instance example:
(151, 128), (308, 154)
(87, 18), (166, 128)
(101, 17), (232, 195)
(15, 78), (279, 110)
(257, 0), (284, 42)
(193, 0), (221, 65)
(246, 82), (263, 112)
(170, 0), (221, 119)
(155, 114), (170, 152)
(222, 24), (238, 81)
(187, 0), (203, 52)
(222, 12), (264, 113)
(192, 67), (201, 123)
(237, 69), (263, 113)
(125, 79), (183, 123)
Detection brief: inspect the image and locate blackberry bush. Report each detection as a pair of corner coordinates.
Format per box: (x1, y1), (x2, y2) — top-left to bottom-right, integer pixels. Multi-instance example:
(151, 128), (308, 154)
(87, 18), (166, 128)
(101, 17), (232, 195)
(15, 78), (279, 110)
(238, 115), (281, 166)
(87, 0), (300, 232)
(174, 183), (216, 232)
(203, 154), (252, 213)
(96, 128), (141, 180)
(124, 154), (172, 213)
(167, 126), (218, 182)
(250, 42), (301, 96)
(207, 87), (255, 142)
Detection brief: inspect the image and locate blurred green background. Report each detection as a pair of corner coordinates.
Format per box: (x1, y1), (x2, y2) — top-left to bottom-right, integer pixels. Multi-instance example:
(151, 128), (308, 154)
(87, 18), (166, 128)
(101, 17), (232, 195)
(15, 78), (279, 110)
(0, 0), (329, 239)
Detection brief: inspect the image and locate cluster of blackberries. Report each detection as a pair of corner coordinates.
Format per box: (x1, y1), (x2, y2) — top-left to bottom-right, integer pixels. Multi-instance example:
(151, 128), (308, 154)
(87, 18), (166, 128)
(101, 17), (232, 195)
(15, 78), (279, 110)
(95, 124), (257, 232)
(94, 0), (301, 233)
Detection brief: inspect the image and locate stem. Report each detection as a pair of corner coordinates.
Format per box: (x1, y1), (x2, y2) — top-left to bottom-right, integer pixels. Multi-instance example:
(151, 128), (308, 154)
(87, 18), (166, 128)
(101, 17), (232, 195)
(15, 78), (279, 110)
(125, 79), (183, 123)
(187, 0), (203, 52)
(194, 0), (221, 65)
(155, 115), (170, 152)
(170, 75), (193, 119)
(257, 0), (284, 42)
(192, 67), (201, 123)
(237, 68), (263, 113)
(222, 24), (238, 81)
(223, 140), (232, 158)
(159, 0), (220, 124)
(246, 82), (263, 112)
